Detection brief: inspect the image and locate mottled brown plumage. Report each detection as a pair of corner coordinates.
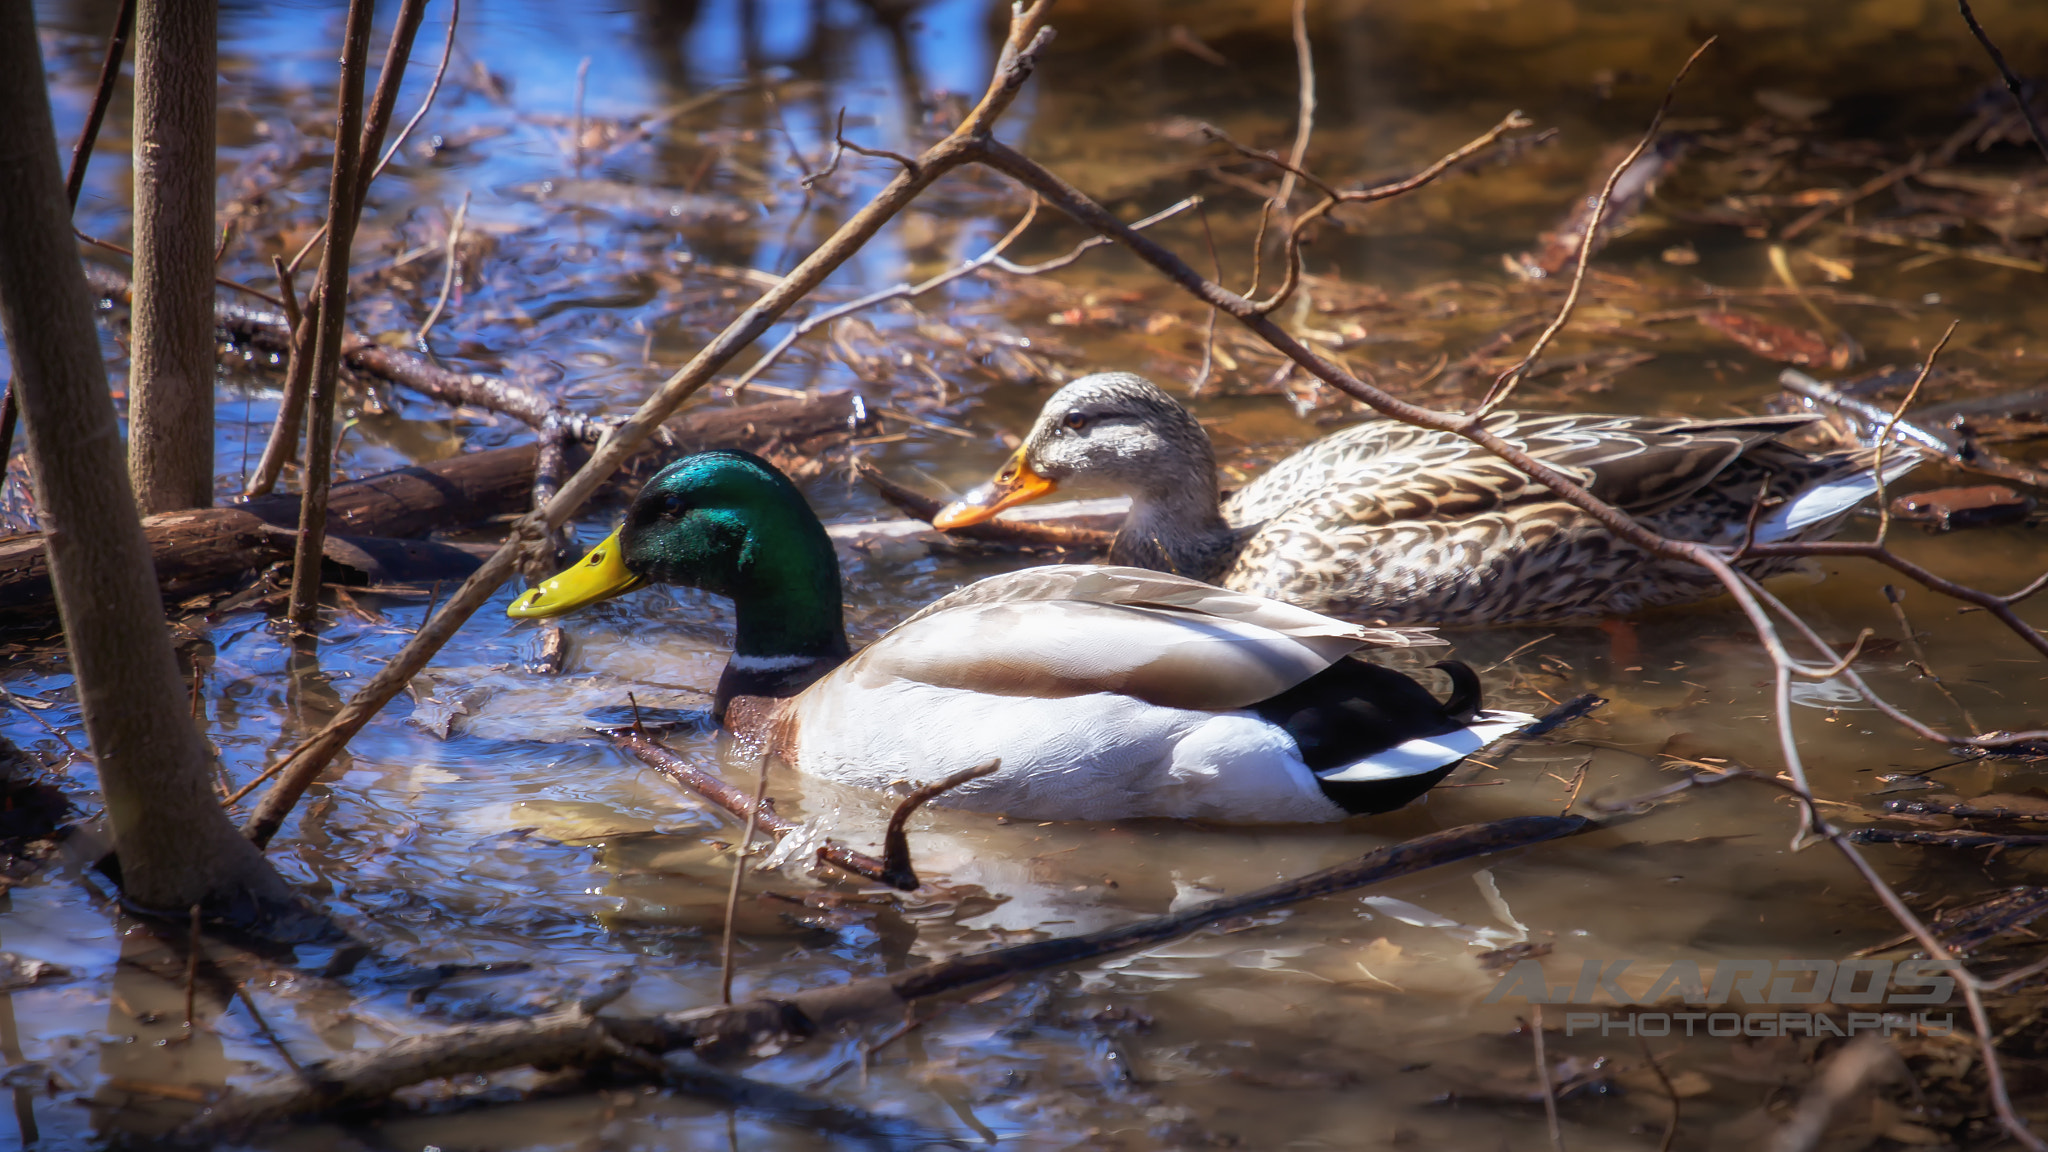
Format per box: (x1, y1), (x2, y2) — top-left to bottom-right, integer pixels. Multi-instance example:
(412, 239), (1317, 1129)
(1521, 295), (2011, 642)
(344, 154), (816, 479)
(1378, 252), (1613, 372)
(956, 373), (1919, 626)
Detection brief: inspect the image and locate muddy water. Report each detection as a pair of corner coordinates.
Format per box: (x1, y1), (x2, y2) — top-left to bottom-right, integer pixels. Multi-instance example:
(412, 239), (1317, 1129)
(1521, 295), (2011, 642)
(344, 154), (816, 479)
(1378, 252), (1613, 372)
(8, 0), (2048, 1147)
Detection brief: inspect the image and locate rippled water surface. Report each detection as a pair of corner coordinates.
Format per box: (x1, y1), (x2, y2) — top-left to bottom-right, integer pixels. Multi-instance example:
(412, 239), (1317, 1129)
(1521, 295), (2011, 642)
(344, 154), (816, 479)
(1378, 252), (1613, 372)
(10, 0), (2048, 1147)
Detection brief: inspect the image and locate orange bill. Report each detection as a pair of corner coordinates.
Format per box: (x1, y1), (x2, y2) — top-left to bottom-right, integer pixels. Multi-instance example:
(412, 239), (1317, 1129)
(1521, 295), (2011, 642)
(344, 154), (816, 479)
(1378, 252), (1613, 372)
(932, 448), (1057, 529)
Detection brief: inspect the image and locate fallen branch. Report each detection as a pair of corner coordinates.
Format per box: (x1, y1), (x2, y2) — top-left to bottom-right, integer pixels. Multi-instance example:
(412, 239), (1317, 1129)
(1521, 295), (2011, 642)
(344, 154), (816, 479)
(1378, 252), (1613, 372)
(1778, 368), (2048, 491)
(183, 813), (1585, 1136)
(1849, 828), (2048, 849)
(1884, 798), (2048, 822)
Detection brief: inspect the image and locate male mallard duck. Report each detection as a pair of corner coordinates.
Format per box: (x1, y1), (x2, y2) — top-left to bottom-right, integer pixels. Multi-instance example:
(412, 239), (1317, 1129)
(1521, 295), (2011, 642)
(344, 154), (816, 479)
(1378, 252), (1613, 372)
(933, 372), (1921, 627)
(508, 450), (1536, 823)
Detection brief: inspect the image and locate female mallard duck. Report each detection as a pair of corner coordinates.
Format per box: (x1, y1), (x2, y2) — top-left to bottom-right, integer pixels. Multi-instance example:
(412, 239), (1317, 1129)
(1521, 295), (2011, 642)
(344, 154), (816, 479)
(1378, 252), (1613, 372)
(507, 450), (1535, 823)
(933, 372), (1921, 627)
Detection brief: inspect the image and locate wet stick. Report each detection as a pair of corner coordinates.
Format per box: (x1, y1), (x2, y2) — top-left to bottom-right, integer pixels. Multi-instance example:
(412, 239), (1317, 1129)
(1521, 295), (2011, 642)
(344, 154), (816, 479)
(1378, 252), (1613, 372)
(878, 761), (999, 890)
(717, 760), (768, 1005)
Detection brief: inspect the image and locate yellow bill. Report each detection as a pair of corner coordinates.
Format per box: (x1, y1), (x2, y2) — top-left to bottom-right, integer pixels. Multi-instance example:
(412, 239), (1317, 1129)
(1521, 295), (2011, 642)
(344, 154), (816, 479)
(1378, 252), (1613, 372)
(506, 527), (646, 618)
(931, 448), (1057, 530)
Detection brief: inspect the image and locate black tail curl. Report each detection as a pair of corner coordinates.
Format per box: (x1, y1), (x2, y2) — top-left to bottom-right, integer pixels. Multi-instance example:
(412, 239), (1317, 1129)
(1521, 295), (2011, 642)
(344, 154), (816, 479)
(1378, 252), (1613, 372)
(1431, 660), (1484, 722)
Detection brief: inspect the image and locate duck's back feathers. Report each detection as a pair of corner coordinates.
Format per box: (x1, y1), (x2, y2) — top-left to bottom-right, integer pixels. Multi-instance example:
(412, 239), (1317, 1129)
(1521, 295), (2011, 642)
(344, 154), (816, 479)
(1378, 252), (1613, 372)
(1217, 411), (1919, 625)
(899, 564), (1441, 650)
(842, 566), (1434, 713)
(780, 565), (1515, 823)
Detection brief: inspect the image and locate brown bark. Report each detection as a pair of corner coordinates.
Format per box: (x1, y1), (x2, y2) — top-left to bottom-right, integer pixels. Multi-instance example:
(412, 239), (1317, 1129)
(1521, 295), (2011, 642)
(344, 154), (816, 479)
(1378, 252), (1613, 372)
(0, 1), (295, 917)
(127, 0), (218, 513)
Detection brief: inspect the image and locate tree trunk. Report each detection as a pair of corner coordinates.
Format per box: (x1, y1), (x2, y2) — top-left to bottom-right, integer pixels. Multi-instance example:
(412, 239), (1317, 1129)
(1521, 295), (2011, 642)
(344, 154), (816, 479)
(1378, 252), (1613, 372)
(127, 0), (218, 514)
(0, 0), (296, 920)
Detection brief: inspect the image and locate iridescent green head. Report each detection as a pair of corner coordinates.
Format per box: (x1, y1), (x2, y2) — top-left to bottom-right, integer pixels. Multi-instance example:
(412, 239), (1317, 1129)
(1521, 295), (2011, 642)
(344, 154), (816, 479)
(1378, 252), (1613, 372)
(508, 450), (848, 661)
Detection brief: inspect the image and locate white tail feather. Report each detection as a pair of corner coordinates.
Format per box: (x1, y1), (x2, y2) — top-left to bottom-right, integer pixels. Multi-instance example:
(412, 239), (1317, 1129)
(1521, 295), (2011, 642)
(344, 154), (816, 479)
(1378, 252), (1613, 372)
(1752, 452), (1923, 543)
(1314, 710), (1539, 784)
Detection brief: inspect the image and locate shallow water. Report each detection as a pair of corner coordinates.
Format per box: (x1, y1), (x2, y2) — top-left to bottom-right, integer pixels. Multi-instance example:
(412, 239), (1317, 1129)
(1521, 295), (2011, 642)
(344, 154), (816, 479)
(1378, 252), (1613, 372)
(8, 0), (2048, 1147)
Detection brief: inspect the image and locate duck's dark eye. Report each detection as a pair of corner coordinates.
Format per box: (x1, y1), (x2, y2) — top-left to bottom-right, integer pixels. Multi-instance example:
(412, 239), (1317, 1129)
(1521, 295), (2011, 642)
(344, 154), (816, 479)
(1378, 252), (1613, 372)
(1062, 410), (1089, 432)
(660, 492), (689, 519)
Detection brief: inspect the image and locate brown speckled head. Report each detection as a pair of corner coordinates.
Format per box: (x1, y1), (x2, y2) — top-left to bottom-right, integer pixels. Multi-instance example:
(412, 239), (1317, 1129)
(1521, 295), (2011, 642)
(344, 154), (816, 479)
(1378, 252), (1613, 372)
(1016, 373), (1241, 579)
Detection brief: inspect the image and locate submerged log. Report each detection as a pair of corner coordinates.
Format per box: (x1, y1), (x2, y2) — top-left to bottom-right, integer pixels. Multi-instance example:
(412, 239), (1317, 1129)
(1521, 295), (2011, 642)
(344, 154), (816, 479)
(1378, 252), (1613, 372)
(0, 393), (866, 624)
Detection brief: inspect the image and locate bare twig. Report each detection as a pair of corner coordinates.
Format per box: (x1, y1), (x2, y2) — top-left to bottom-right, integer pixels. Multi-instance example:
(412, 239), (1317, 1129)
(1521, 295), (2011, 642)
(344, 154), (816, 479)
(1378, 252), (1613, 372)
(880, 761), (1000, 890)
(718, 758), (770, 1005)
(1272, 0), (1314, 215)
(244, 297), (318, 497)
(728, 195), (1196, 397)
(269, 256), (301, 333)
(1252, 110), (1533, 316)
(284, 0), (455, 275)
(1769, 1036), (1894, 1152)
(1872, 321), (1956, 546)
(1637, 1036), (1681, 1152)
(1780, 153), (1924, 242)
(1193, 198), (1223, 394)
(571, 55), (590, 178)
(1883, 585), (1981, 731)
(1479, 38), (1714, 411)
(366, 0), (458, 185)
(64, 0), (135, 209)
(285, 0), (378, 640)
(73, 228), (287, 308)
(1956, 0), (2048, 165)
(1533, 1003), (1564, 1152)
(764, 89), (815, 184)
(414, 190), (469, 345)
(234, 983), (311, 1082)
(182, 903), (202, 1035)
